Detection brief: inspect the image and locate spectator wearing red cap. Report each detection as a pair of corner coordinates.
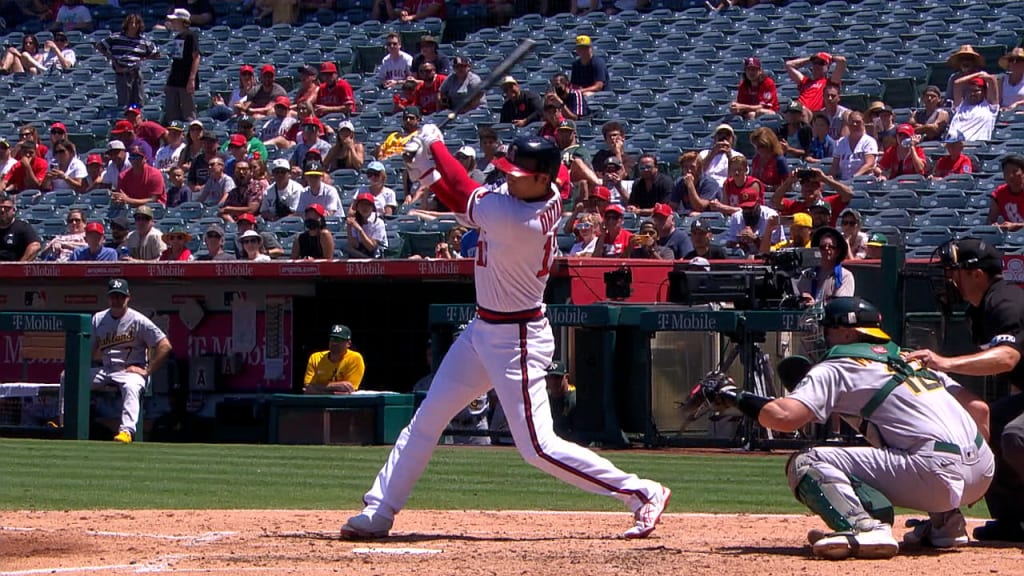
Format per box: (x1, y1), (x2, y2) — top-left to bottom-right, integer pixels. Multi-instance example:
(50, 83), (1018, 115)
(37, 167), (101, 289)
(2, 140), (48, 194)
(345, 192), (387, 258)
(292, 203), (335, 260)
(598, 204), (631, 257)
(125, 105), (167, 151)
(116, 145), (166, 206)
(948, 73), (1000, 141)
(377, 33), (413, 89)
(95, 14), (160, 109)
(83, 153), (106, 192)
(197, 155), (235, 207)
(71, 222), (118, 261)
(874, 123), (927, 180)
(260, 96), (299, 147)
(651, 203), (693, 259)
(239, 64), (288, 118)
(163, 9), (200, 122)
(785, 51), (847, 118)
(111, 119), (155, 164)
(730, 57), (779, 119)
(206, 64), (256, 122)
(314, 61), (357, 117)
(45, 140), (88, 193)
(771, 166), (853, 227)
(725, 186), (784, 256)
(219, 158), (266, 222)
(628, 154), (674, 216)
(44, 122), (69, 164)
(290, 118), (331, 167)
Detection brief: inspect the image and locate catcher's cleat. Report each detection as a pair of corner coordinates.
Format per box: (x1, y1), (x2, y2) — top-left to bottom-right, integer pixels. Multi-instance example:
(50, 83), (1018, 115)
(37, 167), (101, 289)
(624, 485), (671, 539)
(812, 525), (898, 560)
(903, 510), (968, 548)
(113, 431), (132, 444)
(341, 513), (393, 540)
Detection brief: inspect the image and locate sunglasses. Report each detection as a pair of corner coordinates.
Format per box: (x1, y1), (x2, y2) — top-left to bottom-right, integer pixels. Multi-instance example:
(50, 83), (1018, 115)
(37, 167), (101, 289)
(272, 169), (290, 174)
(575, 222), (593, 230)
(19, 133), (32, 138)
(67, 217), (83, 223)
(206, 232), (222, 238)
(366, 170), (382, 177)
(50, 129), (65, 134)
(638, 164), (655, 171)
(386, 42), (399, 46)
(241, 238), (260, 244)
(0, 206), (14, 212)
(819, 243), (837, 250)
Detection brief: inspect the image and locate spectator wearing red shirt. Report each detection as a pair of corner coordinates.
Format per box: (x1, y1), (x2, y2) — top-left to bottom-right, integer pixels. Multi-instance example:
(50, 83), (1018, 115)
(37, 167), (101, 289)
(770, 167), (853, 227)
(116, 145), (167, 206)
(125, 104), (167, 151)
(874, 123), (927, 181)
(988, 154), (1024, 230)
(730, 57), (779, 119)
(2, 140), (48, 193)
(315, 62), (356, 117)
(931, 131), (974, 179)
(785, 52), (847, 120)
(718, 154), (762, 215)
(412, 61), (446, 116)
(749, 127), (790, 190)
(15, 125), (49, 159)
(599, 204), (632, 257)
(538, 102), (563, 141)
(159, 226), (194, 261)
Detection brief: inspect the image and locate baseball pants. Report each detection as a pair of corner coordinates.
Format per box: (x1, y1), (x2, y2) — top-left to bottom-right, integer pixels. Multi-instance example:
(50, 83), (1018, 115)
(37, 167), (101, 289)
(789, 443), (995, 518)
(986, 393), (1024, 522)
(359, 316), (660, 520)
(91, 368), (147, 436)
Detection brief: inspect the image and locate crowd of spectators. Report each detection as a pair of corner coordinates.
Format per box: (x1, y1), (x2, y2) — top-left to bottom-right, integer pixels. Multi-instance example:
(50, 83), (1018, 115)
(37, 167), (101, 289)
(0, 3), (1022, 265)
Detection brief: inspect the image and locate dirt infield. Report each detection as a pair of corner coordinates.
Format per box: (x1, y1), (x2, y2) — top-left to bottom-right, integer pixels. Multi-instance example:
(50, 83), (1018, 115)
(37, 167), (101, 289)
(1, 510), (1021, 575)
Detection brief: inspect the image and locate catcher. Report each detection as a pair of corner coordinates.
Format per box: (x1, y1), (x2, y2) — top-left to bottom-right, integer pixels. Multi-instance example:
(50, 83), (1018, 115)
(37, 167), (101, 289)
(695, 297), (993, 559)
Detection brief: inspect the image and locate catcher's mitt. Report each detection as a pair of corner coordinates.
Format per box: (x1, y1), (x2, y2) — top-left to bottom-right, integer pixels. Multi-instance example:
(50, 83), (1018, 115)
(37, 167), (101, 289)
(676, 371), (742, 431)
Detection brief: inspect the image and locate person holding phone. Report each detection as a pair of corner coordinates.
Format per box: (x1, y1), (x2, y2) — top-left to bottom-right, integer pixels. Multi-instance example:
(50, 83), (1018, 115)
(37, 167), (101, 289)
(772, 166), (853, 227)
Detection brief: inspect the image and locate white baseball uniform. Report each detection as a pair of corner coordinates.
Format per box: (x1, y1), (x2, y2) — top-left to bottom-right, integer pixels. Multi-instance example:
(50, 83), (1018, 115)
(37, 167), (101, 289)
(788, 352), (994, 513)
(356, 148), (662, 525)
(91, 307), (167, 435)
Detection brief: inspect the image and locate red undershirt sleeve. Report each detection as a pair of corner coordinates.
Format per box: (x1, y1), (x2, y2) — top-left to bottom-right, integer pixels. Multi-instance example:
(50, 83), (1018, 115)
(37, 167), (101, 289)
(428, 141), (478, 214)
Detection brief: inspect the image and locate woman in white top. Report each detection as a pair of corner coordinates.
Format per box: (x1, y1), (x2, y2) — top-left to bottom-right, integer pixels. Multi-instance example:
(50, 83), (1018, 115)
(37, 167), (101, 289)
(568, 213), (600, 257)
(238, 230), (271, 261)
(0, 34), (44, 75)
(830, 111), (878, 180)
(46, 141), (88, 192)
(998, 48), (1024, 110)
(40, 33), (76, 73)
(346, 193), (387, 258)
(39, 209), (87, 261)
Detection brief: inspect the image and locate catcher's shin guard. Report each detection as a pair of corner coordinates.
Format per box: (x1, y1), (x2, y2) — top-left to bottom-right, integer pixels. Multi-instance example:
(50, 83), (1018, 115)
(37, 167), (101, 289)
(787, 449), (889, 533)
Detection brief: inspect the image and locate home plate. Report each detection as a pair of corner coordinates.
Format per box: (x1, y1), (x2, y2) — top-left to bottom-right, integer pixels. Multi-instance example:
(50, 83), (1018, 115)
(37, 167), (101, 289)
(351, 547), (443, 555)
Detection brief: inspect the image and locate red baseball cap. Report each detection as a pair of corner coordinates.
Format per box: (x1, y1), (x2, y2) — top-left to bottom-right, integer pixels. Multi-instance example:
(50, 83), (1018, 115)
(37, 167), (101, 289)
(355, 192), (376, 205)
(50, 122), (67, 133)
(604, 204), (625, 216)
(652, 203), (673, 218)
(738, 189), (763, 208)
(896, 123), (915, 138)
(236, 213), (257, 224)
(591, 185), (611, 201)
(86, 153), (104, 165)
(124, 103), (142, 116)
(261, 64), (275, 75)
(811, 52), (832, 65)
(111, 120), (134, 134)
(239, 64), (254, 74)
(319, 62), (337, 74)
(301, 116), (322, 127)
(229, 134), (248, 148)
(305, 203), (326, 217)
(743, 57), (761, 69)
(85, 222), (105, 235)
(970, 77), (986, 87)
(274, 95), (291, 107)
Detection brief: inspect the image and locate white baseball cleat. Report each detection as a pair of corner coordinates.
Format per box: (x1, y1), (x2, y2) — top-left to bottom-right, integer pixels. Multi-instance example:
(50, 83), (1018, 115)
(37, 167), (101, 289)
(903, 510), (969, 548)
(812, 524), (899, 560)
(340, 513), (393, 540)
(623, 485), (671, 539)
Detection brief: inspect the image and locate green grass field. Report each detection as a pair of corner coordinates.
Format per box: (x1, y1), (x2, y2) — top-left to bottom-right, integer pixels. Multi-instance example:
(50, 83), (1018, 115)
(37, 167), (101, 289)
(0, 439), (990, 518)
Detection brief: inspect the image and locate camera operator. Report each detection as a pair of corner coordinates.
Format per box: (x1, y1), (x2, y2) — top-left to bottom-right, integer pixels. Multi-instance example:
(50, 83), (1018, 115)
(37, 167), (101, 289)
(628, 220), (673, 260)
(796, 226), (855, 307)
(905, 238), (1024, 542)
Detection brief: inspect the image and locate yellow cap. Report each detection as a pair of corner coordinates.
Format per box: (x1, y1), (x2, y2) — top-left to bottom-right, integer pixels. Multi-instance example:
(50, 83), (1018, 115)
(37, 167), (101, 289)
(575, 35), (592, 47)
(792, 212), (813, 228)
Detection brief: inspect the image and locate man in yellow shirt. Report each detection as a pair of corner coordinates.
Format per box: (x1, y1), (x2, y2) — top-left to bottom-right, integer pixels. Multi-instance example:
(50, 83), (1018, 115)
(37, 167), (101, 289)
(761, 212), (813, 253)
(375, 106), (421, 159)
(304, 324), (365, 394)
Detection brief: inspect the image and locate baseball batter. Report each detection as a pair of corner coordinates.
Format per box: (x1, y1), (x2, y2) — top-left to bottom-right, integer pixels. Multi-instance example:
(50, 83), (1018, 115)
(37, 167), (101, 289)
(699, 297), (993, 559)
(92, 278), (171, 443)
(341, 127), (670, 539)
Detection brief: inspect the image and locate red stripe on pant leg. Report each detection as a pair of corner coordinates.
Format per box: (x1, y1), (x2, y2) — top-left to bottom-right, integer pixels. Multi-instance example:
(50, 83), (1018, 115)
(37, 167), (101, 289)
(518, 322), (645, 501)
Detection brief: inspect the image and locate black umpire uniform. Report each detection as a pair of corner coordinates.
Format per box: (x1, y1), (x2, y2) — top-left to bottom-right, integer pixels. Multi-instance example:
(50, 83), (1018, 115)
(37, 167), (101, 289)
(933, 238), (1024, 541)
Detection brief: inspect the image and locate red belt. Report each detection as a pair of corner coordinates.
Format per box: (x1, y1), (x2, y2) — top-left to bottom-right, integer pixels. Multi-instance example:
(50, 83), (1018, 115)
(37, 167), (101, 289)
(476, 306), (544, 324)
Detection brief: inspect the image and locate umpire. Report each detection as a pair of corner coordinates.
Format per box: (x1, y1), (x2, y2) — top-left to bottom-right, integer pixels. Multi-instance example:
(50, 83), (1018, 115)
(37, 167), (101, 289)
(907, 238), (1024, 542)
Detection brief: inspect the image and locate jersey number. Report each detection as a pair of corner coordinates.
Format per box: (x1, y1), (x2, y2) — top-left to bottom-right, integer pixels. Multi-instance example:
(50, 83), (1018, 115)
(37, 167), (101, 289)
(475, 237), (554, 278)
(902, 374), (944, 396)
